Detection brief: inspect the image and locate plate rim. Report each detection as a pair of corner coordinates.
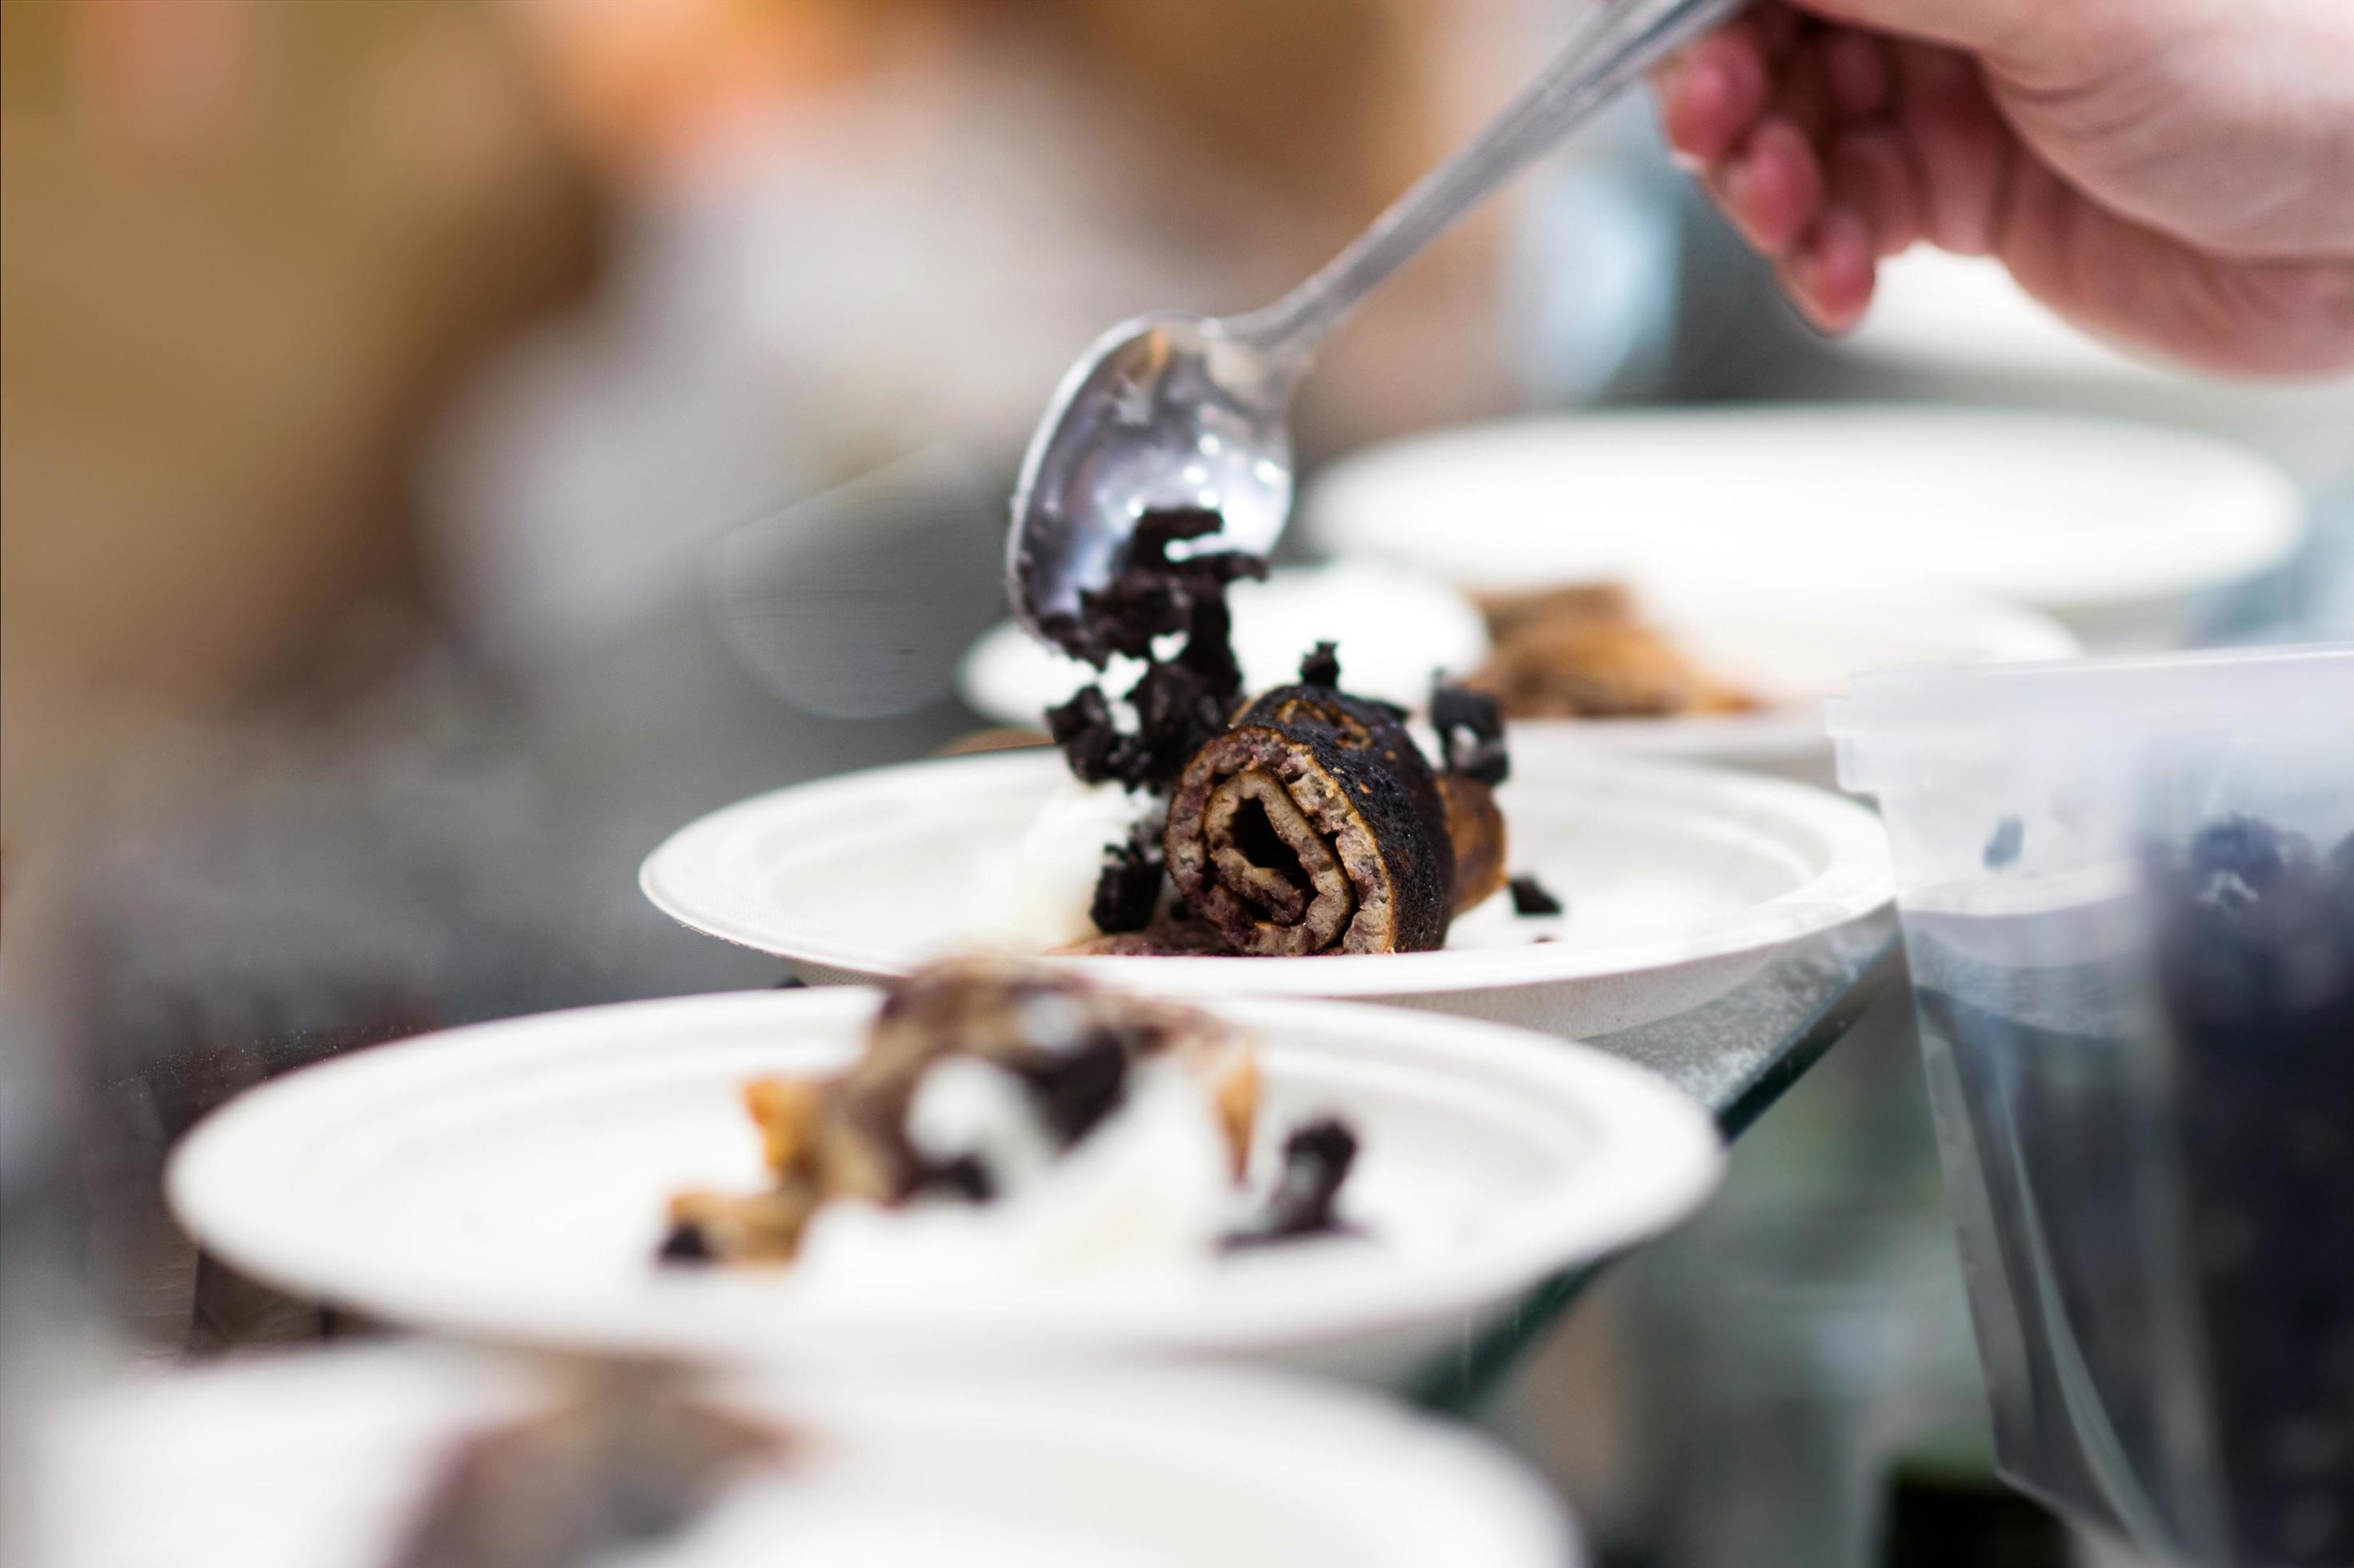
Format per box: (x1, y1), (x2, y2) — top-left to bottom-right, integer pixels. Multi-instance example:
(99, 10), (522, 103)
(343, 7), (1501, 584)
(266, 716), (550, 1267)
(165, 986), (1724, 1363)
(635, 742), (1894, 997)
(1299, 403), (2308, 609)
(47, 1342), (1583, 1568)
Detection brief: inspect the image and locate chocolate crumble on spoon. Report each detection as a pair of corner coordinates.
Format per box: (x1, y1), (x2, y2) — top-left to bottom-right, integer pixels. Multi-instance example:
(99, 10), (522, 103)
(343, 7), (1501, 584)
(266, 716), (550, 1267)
(1042, 507), (1266, 792)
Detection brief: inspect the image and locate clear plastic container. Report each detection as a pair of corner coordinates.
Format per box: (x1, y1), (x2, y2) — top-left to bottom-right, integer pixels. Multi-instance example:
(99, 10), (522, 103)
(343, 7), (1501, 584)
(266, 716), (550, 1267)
(1827, 646), (2354, 1566)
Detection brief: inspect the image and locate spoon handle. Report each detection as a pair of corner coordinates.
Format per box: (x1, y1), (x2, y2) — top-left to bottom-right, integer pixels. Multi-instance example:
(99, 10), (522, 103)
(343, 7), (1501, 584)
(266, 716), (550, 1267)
(1223, 0), (1747, 360)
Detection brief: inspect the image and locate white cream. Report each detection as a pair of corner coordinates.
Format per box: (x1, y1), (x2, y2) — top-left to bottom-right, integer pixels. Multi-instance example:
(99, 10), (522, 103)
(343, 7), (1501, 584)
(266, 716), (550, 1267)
(787, 1059), (1235, 1303)
(966, 777), (1163, 950)
(903, 1057), (1057, 1194)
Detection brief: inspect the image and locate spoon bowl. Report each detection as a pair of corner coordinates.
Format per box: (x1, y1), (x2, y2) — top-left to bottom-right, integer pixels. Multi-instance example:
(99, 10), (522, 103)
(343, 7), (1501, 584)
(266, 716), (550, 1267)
(1006, 313), (1295, 646)
(1002, 0), (1747, 654)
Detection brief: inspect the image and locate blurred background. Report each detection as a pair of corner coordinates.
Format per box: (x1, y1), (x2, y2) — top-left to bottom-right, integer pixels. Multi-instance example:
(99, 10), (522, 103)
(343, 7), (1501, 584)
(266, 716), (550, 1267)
(3, 1), (2348, 1564)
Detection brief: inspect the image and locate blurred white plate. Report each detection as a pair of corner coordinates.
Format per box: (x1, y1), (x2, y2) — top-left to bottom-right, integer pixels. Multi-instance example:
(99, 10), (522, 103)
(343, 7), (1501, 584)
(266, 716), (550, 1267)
(638, 739), (1892, 1036)
(957, 558), (1491, 726)
(168, 989), (1722, 1387)
(1301, 406), (2304, 642)
(1839, 250), (2354, 502)
(1846, 248), (2176, 383)
(38, 1345), (1579, 1568)
(962, 555), (2076, 784)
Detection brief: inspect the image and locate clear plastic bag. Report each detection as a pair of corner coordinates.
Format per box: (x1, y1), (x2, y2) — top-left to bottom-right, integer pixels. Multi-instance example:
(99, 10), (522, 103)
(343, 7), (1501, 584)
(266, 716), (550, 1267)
(1830, 646), (2354, 1566)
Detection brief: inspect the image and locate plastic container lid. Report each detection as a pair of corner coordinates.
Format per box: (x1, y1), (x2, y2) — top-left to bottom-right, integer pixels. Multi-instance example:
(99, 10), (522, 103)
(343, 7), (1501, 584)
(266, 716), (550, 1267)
(1826, 644), (2354, 800)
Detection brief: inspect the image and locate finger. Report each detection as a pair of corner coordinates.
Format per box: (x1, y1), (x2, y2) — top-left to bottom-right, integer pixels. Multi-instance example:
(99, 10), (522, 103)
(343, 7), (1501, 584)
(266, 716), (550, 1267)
(1827, 126), (1923, 256)
(1888, 42), (2017, 255)
(1820, 28), (1892, 120)
(1780, 208), (1878, 331)
(1768, 37), (1838, 145)
(1781, 0), (2052, 62)
(1708, 117), (1826, 255)
(1751, 2), (1804, 63)
(1655, 25), (1774, 163)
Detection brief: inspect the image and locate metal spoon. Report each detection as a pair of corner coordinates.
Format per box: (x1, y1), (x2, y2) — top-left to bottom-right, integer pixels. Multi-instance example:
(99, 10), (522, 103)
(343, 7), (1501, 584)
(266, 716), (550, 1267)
(1008, 0), (1744, 652)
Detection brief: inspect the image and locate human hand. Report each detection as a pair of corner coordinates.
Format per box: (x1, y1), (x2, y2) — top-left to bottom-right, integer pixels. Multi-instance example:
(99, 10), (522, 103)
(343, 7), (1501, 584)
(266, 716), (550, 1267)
(1654, 0), (2354, 375)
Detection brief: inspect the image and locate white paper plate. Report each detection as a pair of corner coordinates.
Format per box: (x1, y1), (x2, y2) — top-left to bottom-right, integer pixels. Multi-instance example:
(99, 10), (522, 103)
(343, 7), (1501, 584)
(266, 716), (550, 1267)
(1301, 406), (2304, 642)
(957, 558), (1491, 727)
(167, 988), (1722, 1386)
(958, 563), (2076, 785)
(38, 1345), (1578, 1568)
(1505, 576), (2076, 784)
(639, 738), (1892, 1036)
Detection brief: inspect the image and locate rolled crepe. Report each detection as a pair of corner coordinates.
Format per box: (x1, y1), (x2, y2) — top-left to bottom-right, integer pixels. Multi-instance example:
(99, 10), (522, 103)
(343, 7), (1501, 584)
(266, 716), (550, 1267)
(1165, 684), (1460, 955)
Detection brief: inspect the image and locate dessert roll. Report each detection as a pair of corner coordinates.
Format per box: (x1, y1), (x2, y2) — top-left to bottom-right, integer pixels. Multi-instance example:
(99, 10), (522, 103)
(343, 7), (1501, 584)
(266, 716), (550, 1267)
(662, 958), (1259, 1263)
(1164, 683), (1459, 955)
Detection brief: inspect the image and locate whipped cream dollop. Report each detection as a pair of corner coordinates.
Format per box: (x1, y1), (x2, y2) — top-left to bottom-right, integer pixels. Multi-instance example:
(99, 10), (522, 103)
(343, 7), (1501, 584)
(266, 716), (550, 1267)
(967, 777), (1162, 950)
(786, 1057), (1236, 1302)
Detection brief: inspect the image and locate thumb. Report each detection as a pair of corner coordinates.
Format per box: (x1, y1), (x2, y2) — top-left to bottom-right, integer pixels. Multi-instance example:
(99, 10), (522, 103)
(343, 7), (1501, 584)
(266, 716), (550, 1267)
(1778, 0), (2064, 68)
(2001, 161), (2354, 377)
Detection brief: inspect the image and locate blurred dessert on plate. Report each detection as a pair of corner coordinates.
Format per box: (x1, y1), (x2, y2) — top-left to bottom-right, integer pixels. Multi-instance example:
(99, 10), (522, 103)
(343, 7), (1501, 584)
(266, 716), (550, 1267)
(661, 958), (1363, 1287)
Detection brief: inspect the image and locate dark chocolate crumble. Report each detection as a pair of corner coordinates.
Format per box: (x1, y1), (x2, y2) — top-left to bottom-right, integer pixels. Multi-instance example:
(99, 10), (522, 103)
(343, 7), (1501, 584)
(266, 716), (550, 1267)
(1041, 510), (1260, 791)
(1011, 1030), (1131, 1148)
(915, 1154), (995, 1204)
(1223, 1117), (1360, 1250)
(1039, 508), (1263, 666)
(657, 1221), (714, 1265)
(1510, 874), (1564, 917)
(1090, 819), (1167, 935)
(1431, 681), (1510, 785)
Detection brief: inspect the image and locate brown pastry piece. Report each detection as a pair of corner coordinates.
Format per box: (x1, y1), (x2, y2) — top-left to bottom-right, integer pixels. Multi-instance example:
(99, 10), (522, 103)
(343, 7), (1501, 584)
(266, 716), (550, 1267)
(387, 1363), (787, 1568)
(1438, 774), (1507, 913)
(1164, 683), (1455, 954)
(662, 1186), (820, 1265)
(1471, 615), (1755, 719)
(662, 958), (1259, 1264)
(1475, 581), (1638, 644)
